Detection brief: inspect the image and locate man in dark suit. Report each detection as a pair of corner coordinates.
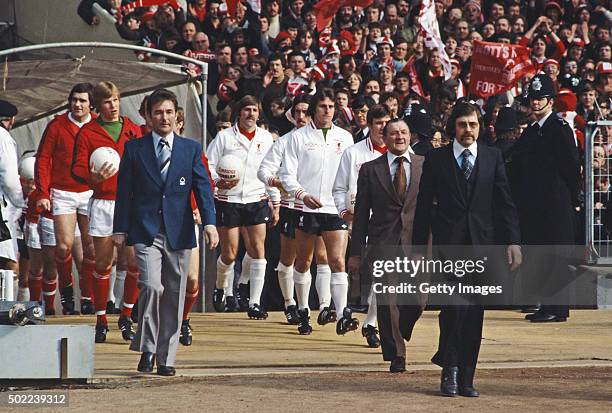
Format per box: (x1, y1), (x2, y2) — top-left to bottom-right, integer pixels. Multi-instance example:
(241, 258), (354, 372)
(509, 74), (581, 323)
(113, 89), (219, 376)
(412, 102), (522, 397)
(348, 118), (426, 374)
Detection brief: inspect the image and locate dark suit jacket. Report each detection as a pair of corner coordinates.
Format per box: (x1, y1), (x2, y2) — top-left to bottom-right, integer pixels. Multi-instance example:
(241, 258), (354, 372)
(411, 139), (434, 156)
(350, 152), (424, 258)
(113, 134), (215, 251)
(509, 113), (580, 244)
(412, 143), (520, 250)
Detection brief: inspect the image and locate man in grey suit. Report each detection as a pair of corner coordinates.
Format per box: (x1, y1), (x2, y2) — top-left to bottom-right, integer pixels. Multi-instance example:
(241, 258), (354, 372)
(113, 89), (219, 376)
(348, 118), (426, 374)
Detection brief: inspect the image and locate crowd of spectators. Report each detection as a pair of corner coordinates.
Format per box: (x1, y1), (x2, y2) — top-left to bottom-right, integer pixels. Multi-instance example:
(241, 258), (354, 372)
(77, 0), (612, 147)
(78, 0), (612, 233)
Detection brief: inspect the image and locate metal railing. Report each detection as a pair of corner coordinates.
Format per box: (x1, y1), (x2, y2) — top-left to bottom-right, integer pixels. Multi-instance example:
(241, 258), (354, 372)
(585, 120), (612, 264)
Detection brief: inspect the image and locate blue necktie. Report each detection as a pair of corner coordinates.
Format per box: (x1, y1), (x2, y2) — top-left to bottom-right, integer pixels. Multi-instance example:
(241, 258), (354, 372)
(157, 138), (171, 183)
(461, 149), (473, 179)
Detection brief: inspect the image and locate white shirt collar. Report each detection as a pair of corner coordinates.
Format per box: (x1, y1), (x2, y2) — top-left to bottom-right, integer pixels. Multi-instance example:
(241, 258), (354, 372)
(535, 111), (554, 129)
(453, 139), (478, 159)
(386, 149), (413, 167)
(68, 112), (91, 127)
(152, 130), (175, 150)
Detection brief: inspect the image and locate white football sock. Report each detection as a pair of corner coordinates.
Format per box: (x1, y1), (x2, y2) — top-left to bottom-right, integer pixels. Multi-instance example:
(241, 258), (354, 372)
(293, 269), (312, 310)
(216, 257), (235, 289)
(238, 253), (252, 285)
(363, 287), (377, 327)
(17, 287), (30, 301)
(113, 270), (126, 308)
(331, 272), (349, 316)
(249, 259), (267, 307)
(224, 266), (235, 297)
(315, 264), (331, 310)
(277, 262), (296, 307)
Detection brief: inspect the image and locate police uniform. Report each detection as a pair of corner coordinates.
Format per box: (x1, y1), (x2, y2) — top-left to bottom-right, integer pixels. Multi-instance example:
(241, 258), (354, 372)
(404, 104), (435, 156)
(509, 74), (581, 322)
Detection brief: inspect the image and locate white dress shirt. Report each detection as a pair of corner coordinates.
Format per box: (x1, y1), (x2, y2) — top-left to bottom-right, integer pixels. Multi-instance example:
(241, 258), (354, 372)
(387, 149), (412, 190)
(453, 139), (478, 168)
(152, 130), (175, 154)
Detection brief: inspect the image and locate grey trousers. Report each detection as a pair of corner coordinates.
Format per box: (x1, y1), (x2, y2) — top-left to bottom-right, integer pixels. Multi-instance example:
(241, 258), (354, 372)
(129, 233), (191, 367)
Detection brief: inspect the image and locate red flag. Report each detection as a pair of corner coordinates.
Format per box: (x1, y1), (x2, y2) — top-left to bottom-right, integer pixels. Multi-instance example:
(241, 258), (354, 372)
(468, 40), (536, 99)
(402, 55), (427, 98)
(225, 0), (240, 17)
(314, 0), (374, 33)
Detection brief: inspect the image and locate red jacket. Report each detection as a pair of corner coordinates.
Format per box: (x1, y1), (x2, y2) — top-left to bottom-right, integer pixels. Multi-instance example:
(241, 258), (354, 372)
(71, 116), (141, 200)
(34, 113), (96, 201)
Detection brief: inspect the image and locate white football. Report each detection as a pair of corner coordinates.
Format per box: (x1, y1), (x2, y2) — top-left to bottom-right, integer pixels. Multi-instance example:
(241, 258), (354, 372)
(19, 157), (36, 180)
(346, 191), (357, 214)
(217, 154), (244, 182)
(89, 147), (120, 176)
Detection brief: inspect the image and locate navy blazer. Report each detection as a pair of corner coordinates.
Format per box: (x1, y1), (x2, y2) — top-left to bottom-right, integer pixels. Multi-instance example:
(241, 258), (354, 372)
(113, 133), (216, 251)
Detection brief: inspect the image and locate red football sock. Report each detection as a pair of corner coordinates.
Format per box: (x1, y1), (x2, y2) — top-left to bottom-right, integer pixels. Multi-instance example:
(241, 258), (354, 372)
(80, 257), (96, 302)
(183, 286), (199, 320)
(55, 253), (74, 289)
(29, 271), (43, 302)
(121, 266), (140, 318)
(93, 269), (111, 326)
(42, 275), (57, 311)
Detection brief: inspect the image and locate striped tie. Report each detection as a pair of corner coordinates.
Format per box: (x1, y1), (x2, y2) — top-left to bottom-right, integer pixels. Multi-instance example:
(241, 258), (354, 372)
(158, 138), (171, 182)
(461, 149), (473, 179)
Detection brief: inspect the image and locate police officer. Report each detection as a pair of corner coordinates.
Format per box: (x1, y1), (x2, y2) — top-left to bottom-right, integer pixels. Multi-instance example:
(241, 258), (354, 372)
(510, 74), (581, 322)
(403, 103), (435, 156)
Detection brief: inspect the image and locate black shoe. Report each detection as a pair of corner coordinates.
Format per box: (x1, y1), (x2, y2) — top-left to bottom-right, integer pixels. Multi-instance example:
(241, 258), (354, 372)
(349, 304), (369, 314)
(336, 308), (359, 335)
(238, 283), (249, 311)
(317, 306), (336, 325)
(157, 365), (176, 376)
(118, 316), (135, 341)
(247, 304), (268, 320)
(440, 367), (459, 397)
(60, 286), (80, 315)
(179, 319), (193, 346)
(530, 313), (567, 323)
(297, 308), (312, 335)
(362, 325), (381, 348)
(131, 300), (139, 323)
(389, 356), (406, 373)
(137, 352), (155, 373)
(458, 367), (480, 397)
(212, 288), (225, 312)
(225, 295), (239, 312)
(106, 300), (121, 315)
(521, 305), (541, 313)
(284, 305), (300, 325)
(95, 323), (108, 343)
(80, 299), (95, 315)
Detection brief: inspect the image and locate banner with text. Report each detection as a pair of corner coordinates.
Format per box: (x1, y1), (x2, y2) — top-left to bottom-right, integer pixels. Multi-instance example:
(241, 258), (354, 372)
(468, 40), (535, 99)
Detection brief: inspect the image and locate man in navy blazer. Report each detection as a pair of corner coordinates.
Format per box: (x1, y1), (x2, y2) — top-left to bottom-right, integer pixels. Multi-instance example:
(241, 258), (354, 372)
(113, 89), (218, 376)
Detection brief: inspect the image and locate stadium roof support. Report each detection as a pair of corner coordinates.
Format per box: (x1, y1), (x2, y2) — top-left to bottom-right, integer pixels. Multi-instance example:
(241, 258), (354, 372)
(0, 42), (208, 148)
